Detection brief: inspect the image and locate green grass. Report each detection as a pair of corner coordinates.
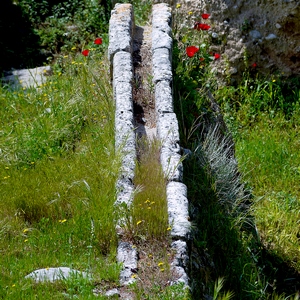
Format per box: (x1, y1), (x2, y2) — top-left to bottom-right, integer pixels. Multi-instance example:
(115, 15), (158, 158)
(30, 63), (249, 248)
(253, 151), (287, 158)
(172, 6), (300, 298)
(2, 0), (300, 298)
(0, 53), (122, 298)
(215, 75), (300, 275)
(235, 115), (300, 271)
(131, 139), (169, 241)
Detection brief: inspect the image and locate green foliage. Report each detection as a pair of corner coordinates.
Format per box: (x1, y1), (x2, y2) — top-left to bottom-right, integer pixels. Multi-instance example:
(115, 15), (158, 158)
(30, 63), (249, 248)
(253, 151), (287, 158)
(173, 5), (300, 299)
(1, 0), (110, 72)
(0, 55), (122, 298)
(131, 281), (191, 300)
(172, 14), (219, 146)
(183, 128), (262, 298)
(122, 138), (169, 242)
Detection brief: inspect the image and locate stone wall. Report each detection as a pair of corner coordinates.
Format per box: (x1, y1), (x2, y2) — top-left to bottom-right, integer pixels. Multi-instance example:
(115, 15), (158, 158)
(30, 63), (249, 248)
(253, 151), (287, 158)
(178, 0), (300, 82)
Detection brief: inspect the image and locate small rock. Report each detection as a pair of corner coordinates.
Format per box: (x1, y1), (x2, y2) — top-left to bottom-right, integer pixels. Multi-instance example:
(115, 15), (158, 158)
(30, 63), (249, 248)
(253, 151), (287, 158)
(105, 288), (120, 297)
(275, 23), (282, 29)
(249, 30), (262, 40)
(211, 32), (219, 39)
(228, 67), (238, 75)
(25, 267), (89, 283)
(265, 33), (277, 40)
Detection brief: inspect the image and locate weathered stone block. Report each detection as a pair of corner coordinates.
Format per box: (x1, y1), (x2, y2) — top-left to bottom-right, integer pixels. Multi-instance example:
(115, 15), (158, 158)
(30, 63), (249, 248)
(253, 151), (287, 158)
(155, 80), (173, 115)
(167, 182), (190, 240)
(108, 4), (134, 62)
(152, 48), (172, 83)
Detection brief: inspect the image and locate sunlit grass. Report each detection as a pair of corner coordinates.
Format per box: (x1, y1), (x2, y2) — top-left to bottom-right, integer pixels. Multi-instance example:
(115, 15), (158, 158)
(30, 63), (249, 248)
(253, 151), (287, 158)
(0, 54), (122, 298)
(235, 115), (300, 271)
(131, 138), (169, 242)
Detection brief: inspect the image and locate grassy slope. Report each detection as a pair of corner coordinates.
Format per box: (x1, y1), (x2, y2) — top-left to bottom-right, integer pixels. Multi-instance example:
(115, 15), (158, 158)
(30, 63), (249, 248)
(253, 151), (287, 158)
(0, 56), (122, 298)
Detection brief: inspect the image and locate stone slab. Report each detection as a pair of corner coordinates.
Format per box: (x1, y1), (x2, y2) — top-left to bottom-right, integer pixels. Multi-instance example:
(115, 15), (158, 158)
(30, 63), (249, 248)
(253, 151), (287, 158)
(160, 146), (183, 182)
(108, 4), (134, 62)
(157, 112), (180, 146)
(25, 267), (89, 283)
(152, 48), (172, 83)
(167, 182), (190, 240)
(1, 66), (52, 89)
(155, 80), (173, 115)
(117, 242), (138, 285)
(113, 51), (133, 84)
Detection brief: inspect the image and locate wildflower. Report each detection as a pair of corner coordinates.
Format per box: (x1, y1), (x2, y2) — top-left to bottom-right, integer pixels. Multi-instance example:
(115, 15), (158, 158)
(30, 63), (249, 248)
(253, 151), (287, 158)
(150, 201), (155, 205)
(131, 274), (137, 278)
(160, 268), (165, 272)
(59, 219), (67, 223)
(63, 55), (68, 58)
(199, 57), (205, 62)
(176, 3), (181, 8)
(94, 37), (103, 45)
(194, 22), (210, 31)
(23, 228), (29, 233)
(82, 49), (90, 57)
(202, 13), (210, 19)
(71, 46), (76, 50)
(167, 227), (171, 231)
(5, 167), (9, 170)
(12, 284), (16, 288)
(136, 220), (142, 225)
(214, 53), (221, 60)
(272, 79), (276, 82)
(186, 46), (199, 58)
(24, 239), (28, 242)
(148, 254), (153, 258)
(31, 162), (35, 165)
(251, 62), (257, 68)
(145, 199), (150, 204)
(188, 11), (193, 15)
(157, 262), (164, 267)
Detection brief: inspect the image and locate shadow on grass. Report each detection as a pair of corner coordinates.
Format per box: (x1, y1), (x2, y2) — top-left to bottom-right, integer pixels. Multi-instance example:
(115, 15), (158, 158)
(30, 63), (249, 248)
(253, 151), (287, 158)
(183, 155), (259, 299)
(183, 153), (300, 298)
(0, 0), (49, 74)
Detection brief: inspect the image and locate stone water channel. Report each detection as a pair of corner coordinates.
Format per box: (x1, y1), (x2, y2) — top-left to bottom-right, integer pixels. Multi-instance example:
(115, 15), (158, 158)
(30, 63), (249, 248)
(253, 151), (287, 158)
(3, 2), (192, 295)
(108, 2), (191, 293)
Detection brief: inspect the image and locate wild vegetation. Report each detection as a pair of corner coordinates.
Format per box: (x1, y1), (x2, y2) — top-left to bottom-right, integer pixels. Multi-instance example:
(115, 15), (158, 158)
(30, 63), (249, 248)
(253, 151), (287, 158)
(1, 0), (300, 299)
(173, 4), (300, 299)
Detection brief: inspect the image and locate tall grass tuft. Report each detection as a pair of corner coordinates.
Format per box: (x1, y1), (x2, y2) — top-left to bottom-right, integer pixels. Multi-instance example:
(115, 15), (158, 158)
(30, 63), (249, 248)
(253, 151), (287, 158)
(130, 138), (169, 242)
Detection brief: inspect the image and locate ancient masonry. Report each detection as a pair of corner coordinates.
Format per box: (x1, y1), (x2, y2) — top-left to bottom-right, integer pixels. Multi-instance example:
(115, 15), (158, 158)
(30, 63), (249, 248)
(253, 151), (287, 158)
(108, 3), (191, 287)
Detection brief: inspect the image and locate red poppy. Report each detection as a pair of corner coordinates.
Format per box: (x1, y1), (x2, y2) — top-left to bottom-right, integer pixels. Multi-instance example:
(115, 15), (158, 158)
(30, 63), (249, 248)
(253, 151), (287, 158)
(199, 57), (205, 61)
(251, 62), (257, 68)
(194, 22), (211, 31)
(82, 49), (90, 56)
(202, 13), (210, 19)
(186, 46), (199, 58)
(214, 53), (221, 60)
(94, 37), (103, 45)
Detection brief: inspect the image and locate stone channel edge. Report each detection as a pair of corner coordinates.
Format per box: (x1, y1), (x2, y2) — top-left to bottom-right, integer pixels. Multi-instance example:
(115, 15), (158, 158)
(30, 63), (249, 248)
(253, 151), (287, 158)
(108, 2), (191, 289)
